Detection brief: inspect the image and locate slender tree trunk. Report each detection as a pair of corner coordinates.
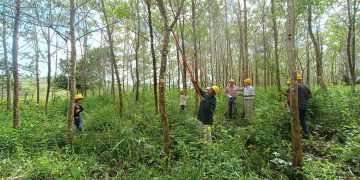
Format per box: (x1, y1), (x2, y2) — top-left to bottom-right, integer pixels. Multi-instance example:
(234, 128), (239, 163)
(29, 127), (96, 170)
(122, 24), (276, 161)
(191, 0), (199, 113)
(346, 0), (358, 88)
(135, 0), (140, 102)
(180, 15), (187, 90)
(2, 4), (11, 110)
(262, 2), (267, 89)
(308, 0), (326, 90)
(243, 0), (249, 79)
(12, 0), (21, 129)
(53, 37), (58, 101)
(101, 0), (123, 116)
(237, 0), (244, 84)
(271, 0), (281, 93)
(34, 32), (40, 103)
(285, 0), (303, 167)
(146, 0), (158, 113)
(45, 0), (52, 111)
(306, 33), (310, 86)
(156, 0), (182, 158)
(67, 0), (76, 142)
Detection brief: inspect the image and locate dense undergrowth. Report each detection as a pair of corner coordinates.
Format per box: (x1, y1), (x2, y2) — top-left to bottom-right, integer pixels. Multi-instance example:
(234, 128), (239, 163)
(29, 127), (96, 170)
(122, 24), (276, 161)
(1, 85), (359, 179)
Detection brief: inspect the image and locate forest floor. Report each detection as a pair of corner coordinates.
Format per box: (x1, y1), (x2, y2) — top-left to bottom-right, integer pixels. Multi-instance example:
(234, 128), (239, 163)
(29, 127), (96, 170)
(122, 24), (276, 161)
(0, 85), (359, 179)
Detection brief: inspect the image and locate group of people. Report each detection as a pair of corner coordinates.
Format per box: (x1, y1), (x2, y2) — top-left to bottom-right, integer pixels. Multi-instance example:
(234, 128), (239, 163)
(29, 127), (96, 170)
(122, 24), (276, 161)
(180, 74), (311, 142)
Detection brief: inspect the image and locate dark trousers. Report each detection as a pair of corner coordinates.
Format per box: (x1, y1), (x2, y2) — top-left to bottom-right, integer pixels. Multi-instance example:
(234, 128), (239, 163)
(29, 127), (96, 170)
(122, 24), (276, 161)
(180, 105), (186, 114)
(299, 107), (309, 134)
(228, 98), (236, 119)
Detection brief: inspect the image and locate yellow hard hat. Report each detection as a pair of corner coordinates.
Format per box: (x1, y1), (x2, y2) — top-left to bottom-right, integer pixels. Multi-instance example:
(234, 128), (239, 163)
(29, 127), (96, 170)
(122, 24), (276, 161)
(244, 78), (252, 85)
(179, 88), (185, 93)
(296, 73), (302, 80)
(211, 86), (220, 95)
(75, 94), (84, 100)
(287, 78), (290, 84)
(228, 79), (235, 83)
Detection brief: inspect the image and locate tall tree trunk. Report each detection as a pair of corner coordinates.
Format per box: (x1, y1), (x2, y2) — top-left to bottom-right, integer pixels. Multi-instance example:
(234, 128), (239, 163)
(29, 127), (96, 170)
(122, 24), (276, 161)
(180, 15), (187, 90)
(2, 4), (11, 111)
(34, 32), (40, 103)
(146, 0), (158, 114)
(135, 0), (140, 102)
(271, 0), (281, 93)
(237, 0), (244, 84)
(243, 0), (249, 79)
(191, 0), (199, 113)
(262, 2), (267, 89)
(67, 0), (76, 142)
(308, 0), (326, 90)
(306, 33), (310, 86)
(12, 0), (21, 128)
(346, 0), (358, 88)
(156, 0), (182, 158)
(101, 0), (123, 117)
(285, 0), (303, 167)
(45, 0), (52, 111)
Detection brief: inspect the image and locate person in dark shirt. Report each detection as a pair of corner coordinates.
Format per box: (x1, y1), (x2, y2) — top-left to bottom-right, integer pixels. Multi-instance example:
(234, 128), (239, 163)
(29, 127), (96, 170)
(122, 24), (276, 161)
(297, 75), (311, 137)
(74, 94), (84, 131)
(195, 82), (220, 142)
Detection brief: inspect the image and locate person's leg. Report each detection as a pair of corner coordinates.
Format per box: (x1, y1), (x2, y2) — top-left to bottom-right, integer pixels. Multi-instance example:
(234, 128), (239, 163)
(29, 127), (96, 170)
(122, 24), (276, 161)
(244, 100), (250, 122)
(78, 118), (83, 131)
(299, 108), (309, 134)
(74, 118), (80, 130)
(203, 125), (212, 143)
(228, 100), (233, 118)
(247, 100), (253, 122)
(180, 105), (184, 114)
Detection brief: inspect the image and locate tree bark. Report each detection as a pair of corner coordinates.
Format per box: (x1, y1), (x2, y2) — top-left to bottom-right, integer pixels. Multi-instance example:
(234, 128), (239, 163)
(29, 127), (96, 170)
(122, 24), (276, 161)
(2, 4), (11, 111)
(44, 0), (52, 111)
(285, 0), (303, 167)
(67, 0), (76, 143)
(135, 0), (140, 102)
(191, 0), (199, 113)
(101, 0), (123, 117)
(346, 0), (358, 88)
(180, 14), (187, 90)
(145, 0), (158, 114)
(12, 0), (21, 128)
(34, 32), (40, 104)
(308, 0), (326, 90)
(271, 0), (281, 93)
(243, 0), (249, 79)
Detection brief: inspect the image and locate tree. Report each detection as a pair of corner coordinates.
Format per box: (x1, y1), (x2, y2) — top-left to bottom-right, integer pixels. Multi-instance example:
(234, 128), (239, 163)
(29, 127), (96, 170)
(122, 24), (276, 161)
(67, 0), (76, 143)
(12, 0), (21, 128)
(2, 3), (11, 111)
(308, 0), (326, 90)
(156, 0), (182, 157)
(191, 0), (199, 112)
(145, 0), (158, 114)
(135, 0), (140, 102)
(271, 0), (281, 94)
(285, 0), (303, 167)
(243, 0), (249, 79)
(346, 0), (359, 88)
(100, 0), (123, 117)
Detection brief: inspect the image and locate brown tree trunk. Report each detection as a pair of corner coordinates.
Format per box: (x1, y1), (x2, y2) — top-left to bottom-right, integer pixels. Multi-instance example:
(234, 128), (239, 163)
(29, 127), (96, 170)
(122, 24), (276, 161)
(156, 0), (182, 158)
(101, 0), (123, 117)
(262, 2), (267, 89)
(67, 0), (76, 143)
(12, 0), (21, 129)
(271, 0), (281, 93)
(135, 0), (140, 102)
(243, 0), (249, 79)
(346, 0), (358, 88)
(191, 0), (199, 114)
(45, 0), (52, 111)
(237, 0), (244, 84)
(306, 33), (310, 86)
(285, 0), (303, 167)
(180, 14), (187, 90)
(308, 0), (326, 90)
(146, 0), (158, 114)
(34, 32), (40, 104)
(2, 4), (11, 110)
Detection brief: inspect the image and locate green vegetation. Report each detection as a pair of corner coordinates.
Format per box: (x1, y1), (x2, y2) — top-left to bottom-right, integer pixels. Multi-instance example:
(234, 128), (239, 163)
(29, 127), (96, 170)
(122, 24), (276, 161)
(1, 86), (359, 179)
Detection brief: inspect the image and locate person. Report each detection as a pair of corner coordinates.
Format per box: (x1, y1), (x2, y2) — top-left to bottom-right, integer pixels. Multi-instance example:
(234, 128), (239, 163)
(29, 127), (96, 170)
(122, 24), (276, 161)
(280, 78), (291, 113)
(225, 79), (241, 119)
(74, 94), (84, 131)
(179, 89), (189, 114)
(241, 78), (255, 123)
(296, 74), (311, 138)
(195, 82), (220, 142)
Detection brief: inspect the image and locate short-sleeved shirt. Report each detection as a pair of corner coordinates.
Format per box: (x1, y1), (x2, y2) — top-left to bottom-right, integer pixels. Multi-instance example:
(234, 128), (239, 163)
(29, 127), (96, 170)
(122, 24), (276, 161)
(298, 83), (311, 109)
(180, 94), (188, 106)
(74, 105), (83, 118)
(244, 85), (255, 100)
(225, 85), (240, 98)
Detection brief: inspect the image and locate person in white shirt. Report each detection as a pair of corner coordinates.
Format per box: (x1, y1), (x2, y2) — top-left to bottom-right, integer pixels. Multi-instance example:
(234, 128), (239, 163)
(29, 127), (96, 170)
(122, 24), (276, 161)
(225, 79), (241, 119)
(241, 78), (255, 123)
(179, 89), (189, 114)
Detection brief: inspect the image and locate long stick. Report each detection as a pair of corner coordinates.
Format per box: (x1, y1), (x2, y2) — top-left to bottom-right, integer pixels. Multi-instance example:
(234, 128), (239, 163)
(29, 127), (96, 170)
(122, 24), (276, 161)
(171, 30), (203, 98)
